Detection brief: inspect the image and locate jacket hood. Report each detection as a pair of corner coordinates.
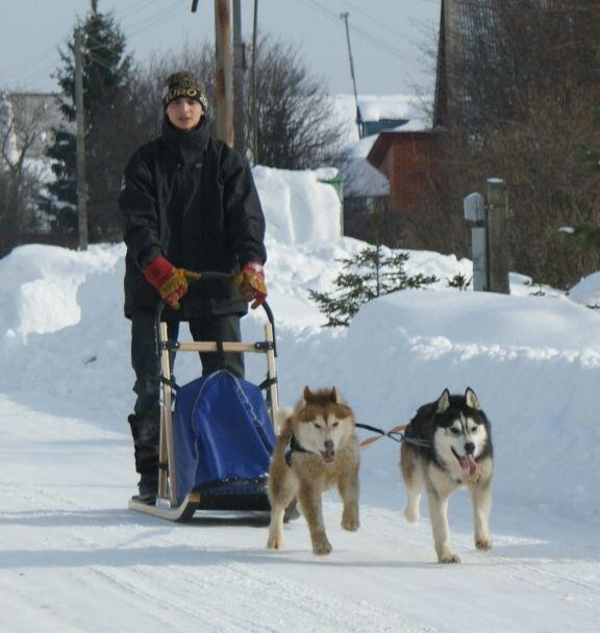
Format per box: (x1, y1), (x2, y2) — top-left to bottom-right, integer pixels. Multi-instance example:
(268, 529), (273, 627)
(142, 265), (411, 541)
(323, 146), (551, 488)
(161, 116), (210, 161)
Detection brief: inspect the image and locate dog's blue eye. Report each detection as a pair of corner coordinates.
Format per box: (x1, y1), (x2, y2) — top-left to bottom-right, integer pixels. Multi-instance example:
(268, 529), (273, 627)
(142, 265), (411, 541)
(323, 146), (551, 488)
(313, 422), (322, 429)
(332, 422), (339, 428)
(450, 427), (460, 435)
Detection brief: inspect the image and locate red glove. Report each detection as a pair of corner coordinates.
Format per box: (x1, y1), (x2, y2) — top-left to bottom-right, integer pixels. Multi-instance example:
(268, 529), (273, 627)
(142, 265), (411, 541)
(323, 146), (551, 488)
(143, 256), (200, 309)
(234, 261), (267, 309)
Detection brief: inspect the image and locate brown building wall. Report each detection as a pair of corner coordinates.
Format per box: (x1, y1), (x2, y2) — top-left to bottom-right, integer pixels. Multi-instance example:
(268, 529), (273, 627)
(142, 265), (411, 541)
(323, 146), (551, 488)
(368, 131), (441, 213)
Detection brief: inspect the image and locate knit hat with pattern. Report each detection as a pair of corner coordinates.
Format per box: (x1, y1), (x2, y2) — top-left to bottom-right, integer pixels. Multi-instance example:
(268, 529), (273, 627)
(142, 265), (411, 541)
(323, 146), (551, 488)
(162, 71), (208, 111)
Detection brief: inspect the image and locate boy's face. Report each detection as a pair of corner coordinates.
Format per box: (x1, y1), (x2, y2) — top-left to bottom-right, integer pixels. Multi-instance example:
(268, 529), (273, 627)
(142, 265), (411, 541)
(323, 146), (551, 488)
(166, 98), (204, 131)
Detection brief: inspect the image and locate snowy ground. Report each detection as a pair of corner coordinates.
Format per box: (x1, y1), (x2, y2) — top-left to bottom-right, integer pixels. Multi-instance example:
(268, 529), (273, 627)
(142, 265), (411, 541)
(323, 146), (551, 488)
(1, 168), (599, 632)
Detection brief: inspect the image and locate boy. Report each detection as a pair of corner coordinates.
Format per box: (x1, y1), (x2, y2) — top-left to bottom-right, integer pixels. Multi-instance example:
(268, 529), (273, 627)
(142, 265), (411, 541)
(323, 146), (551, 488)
(119, 71), (267, 504)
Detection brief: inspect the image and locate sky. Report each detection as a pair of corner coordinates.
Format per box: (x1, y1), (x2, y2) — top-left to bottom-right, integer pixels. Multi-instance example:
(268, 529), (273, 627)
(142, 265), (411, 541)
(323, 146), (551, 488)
(1, 167), (600, 632)
(0, 0), (440, 97)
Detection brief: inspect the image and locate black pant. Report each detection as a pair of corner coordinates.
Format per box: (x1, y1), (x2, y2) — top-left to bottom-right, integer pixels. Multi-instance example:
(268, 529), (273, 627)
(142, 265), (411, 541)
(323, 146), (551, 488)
(130, 310), (245, 418)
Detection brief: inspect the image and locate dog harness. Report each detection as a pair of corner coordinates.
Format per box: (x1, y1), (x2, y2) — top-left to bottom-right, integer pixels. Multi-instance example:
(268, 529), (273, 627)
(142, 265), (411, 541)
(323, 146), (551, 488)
(284, 434), (314, 466)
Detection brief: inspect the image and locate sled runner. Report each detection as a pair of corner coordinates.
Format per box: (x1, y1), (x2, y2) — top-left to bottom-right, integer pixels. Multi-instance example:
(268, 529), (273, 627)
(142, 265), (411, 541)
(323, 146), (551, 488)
(128, 272), (279, 522)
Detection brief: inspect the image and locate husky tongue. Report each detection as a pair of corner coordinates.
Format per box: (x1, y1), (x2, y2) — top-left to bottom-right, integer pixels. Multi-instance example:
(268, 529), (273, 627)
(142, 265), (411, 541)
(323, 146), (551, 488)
(459, 455), (478, 478)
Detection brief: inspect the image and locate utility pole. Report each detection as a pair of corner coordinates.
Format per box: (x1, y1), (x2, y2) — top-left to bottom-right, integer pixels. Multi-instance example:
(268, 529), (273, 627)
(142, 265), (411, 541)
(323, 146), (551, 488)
(340, 12), (362, 138)
(74, 26), (88, 251)
(251, 0), (259, 163)
(232, 0), (246, 155)
(443, 0), (462, 129)
(486, 178), (510, 294)
(214, 0), (234, 146)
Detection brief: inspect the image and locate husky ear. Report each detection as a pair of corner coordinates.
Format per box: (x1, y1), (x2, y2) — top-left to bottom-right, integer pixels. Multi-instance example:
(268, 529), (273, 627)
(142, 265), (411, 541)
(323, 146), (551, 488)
(465, 387), (481, 410)
(330, 386), (341, 403)
(436, 389), (451, 412)
(303, 385), (313, 403)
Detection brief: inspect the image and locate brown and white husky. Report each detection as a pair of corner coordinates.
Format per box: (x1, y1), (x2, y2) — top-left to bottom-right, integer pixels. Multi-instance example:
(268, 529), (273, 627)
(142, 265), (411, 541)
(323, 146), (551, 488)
(267, 386), (360, 555)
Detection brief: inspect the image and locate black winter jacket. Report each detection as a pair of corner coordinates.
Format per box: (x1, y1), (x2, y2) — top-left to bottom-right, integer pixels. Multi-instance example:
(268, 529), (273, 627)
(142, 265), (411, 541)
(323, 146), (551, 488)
(119, 118), (267, 319)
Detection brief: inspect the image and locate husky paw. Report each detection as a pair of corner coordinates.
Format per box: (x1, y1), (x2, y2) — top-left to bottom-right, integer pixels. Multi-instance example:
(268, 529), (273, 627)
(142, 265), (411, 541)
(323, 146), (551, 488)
(341, 516), (360, 532)
(404, 506), (420, 523)
(438, 551), (461, 564)
(312, 534), (333, 555)
(475, 537), (492, 551)
(267, 533), (284, 550)
(341, 508), (360, 532)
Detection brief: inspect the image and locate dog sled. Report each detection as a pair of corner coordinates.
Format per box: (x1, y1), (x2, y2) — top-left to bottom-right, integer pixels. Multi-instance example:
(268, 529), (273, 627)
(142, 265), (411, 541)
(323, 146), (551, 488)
(128, 272), (279, 522)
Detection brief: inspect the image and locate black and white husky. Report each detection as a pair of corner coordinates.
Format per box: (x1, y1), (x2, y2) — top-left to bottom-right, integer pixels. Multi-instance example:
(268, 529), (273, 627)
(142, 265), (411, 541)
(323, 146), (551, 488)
(400, 387), (493, 563)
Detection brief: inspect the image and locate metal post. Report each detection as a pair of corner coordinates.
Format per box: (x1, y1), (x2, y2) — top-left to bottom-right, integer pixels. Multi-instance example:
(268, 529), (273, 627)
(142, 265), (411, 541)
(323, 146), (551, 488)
(214, 0), (233, 146)
(463, 191), (487, 291)
(74, 27), (88, 250)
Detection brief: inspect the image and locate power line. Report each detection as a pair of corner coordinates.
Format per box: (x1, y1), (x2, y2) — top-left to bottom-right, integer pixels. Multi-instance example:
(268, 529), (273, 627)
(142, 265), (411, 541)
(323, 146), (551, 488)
(297, 0), (411, 61)
(298, 0), (338, 22)
(87, 0), (187, 51)
(347, 18), (409, 60)
(345, 0), (411, 41)
(0, 0), (187, 91)
(117, 0), (163, 21)
(123, 2), (188, 40)
(0, 44), (62, 90)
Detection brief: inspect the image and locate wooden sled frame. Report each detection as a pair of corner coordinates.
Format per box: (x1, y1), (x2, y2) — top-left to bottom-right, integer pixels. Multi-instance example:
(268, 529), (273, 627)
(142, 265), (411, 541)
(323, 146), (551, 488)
(129, 273), (279, 522)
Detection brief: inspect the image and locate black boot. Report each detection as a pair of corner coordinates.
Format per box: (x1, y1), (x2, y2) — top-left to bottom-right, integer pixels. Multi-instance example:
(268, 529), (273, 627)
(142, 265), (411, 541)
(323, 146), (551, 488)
(128, 410), (160, 505)
(135, 471), (159, 505)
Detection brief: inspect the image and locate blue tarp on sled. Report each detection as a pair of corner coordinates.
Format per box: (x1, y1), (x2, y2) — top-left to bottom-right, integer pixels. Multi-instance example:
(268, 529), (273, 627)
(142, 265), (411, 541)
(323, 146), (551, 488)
(171, 370), (275, 505)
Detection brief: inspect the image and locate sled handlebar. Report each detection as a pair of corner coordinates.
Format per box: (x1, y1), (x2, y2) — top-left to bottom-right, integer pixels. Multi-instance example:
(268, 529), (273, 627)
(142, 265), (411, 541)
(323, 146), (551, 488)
(189, 271), (274, 329)
(154, 271), (276, 350)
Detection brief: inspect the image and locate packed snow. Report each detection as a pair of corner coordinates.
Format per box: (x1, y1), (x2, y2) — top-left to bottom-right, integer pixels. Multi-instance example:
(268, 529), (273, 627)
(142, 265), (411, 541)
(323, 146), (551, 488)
(1, 166), (599, 633)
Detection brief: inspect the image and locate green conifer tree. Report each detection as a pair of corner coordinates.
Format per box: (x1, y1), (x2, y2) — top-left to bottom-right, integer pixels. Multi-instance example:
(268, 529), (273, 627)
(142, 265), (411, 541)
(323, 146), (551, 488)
(43, 1), (132, 240)
(309, 246), (438, 327)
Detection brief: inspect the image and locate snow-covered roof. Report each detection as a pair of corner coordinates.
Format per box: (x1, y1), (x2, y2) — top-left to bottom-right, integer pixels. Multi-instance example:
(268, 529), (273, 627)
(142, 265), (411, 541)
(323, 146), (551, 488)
(330, 93), (432, 148)
(331, 94), (431, 198)
(342, 156), (390, 197)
